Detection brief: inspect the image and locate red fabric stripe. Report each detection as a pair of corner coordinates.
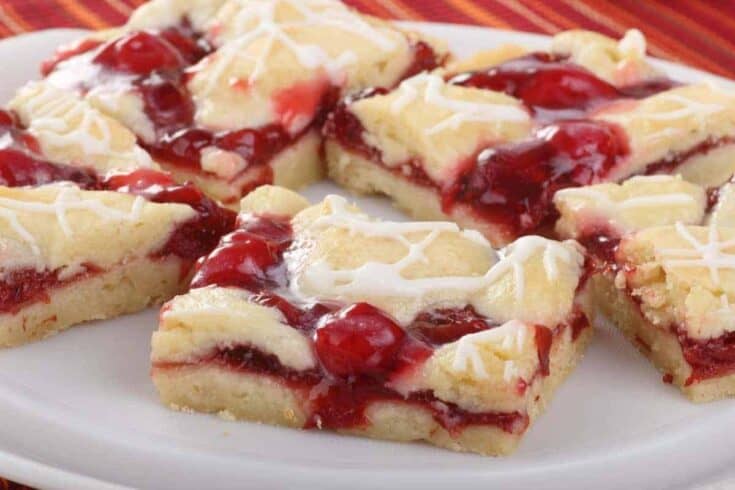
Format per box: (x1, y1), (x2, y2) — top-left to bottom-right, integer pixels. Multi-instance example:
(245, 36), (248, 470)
(606, 0), (729, 77)
(0, 0), (731, 79)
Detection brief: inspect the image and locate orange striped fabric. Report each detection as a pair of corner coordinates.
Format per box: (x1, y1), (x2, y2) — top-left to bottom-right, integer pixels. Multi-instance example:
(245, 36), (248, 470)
(0, 0), (732, 78)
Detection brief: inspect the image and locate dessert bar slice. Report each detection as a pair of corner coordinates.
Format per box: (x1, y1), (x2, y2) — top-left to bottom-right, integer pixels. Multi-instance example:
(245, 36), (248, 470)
(324, 29), (735, 246)
(0, 82), (235, 346)
(0, 184), (201, 347)
(554, 174), (735, 401)
(152, 186), (592, 455)
(41, 0), (448, 206)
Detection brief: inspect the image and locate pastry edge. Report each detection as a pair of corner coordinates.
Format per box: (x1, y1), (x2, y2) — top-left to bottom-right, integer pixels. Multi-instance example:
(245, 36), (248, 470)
(0, 256), (189, 347)
(151, 325), (592, 456)
(587, 273), (735, 403)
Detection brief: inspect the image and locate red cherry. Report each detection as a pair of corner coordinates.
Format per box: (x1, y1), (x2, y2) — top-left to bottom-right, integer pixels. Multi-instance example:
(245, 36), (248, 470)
(216, 125), (291, 168)
(238, 216), (293, 250)
(191, 231), (280, 289)
(104, 168), (176, 192)
(158, 26), (211, 63)
(0, 149), (98, 188)
(151, 128), (213, 168)
(515, 66), (619, 110)
(94, 31), (184, 74)
(0, 110), (17, 127)
(542, 120), (626, 182)
(140, 79), (195, 131)
(41, 38), (102, 76)
(410, 306), (491, 345)
(450, 52), (620, 110)
(401, 40), (443, 79)
(315, 303), (406, 377)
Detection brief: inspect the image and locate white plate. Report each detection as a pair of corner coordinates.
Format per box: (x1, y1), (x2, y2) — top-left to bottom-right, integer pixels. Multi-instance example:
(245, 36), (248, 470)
(0, 23), (734, 490)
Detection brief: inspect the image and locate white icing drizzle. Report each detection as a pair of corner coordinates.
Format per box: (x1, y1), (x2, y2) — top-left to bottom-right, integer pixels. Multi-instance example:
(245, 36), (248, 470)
(18, 82), (155, 170)
(645, 92), (725, 122)
(659, 222), (735, 287)
(451, 319), (530, 381)
(199, 0), (397, 95)
(556, 185), (698, 212)
(289, 195), (581, 311)
(617, 29), (646, 58)
(625, 88), (732, 146)
(389, 73), (529, 135)
(0, 185), (145, 256)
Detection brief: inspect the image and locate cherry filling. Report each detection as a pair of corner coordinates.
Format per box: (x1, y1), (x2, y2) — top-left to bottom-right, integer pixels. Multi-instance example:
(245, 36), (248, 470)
(448, 52), (677, 120)
(0, 265), (100, 315)
(448, 119), (630, 236)
(579, 225), (735, 386)
(643, 136), (735, 176)
(678, 330), (735, 385)
(315, 303), (407, 377)
(43, 26), (443, 195)
(409, 305), (492, 344)
(103, 169), (237, 260)
(0, 110), (98, 188)
(324, 52), (701, 241)
(175, 214), (590, 433)
(0, 120), (236, 263)
(0, 121), (235, 309)
(401, 40), (449, 81)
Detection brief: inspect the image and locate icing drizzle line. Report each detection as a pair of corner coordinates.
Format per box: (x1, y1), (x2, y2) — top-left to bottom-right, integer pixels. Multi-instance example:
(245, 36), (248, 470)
(0, 185), (145, 256)
(288, 194), (583, 310)
(660, 222), (735, 287)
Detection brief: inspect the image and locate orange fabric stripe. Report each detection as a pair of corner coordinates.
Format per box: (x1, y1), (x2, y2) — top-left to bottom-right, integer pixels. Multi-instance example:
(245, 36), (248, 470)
(691, 0), (735, 33)
(348, 0), (394, 20)
(445, 0), (512, 28)
(556, 0), (672, 59)
(56, 0), (111, 30)
(377, 0), (425, 21)
(100, 0), (134, 17)
(0, 4), (33, 33)
(588, 0), (726, 75)
(648, 1), (735, 58)
(521, 0), (579, 31)
(493, 0), (561, 33)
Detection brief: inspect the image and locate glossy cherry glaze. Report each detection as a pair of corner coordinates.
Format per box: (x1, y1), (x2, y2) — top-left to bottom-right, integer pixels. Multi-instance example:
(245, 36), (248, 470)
(449, 119), (630, 236)
(174, 213), (589, 433)
(104, 169), (237, 260)
(678, 330), (735, 385)
(643, 136), (735, 176)
(0, 110), (98, 188)
(578, 221), (735, 386)
(0, 264), (100, 315)
(448, 52), (677, 120)
(0, 113), (236, 262)
(325, 53), (686, 241)
(43, 24), (444, 194)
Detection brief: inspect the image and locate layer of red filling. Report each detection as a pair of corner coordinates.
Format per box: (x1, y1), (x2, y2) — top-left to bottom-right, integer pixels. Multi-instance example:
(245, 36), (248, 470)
(0, 264), (101, 315)
(0, 112), (236, 311)
(323, 53), (695, 241)
(579, 226), (735, 386)
(159, 213), (590, 434)
(448, 53), (677, 121)
(677, 330), (735, 385)
(43, 23), (444, 200)
(0, 113), (236, 257)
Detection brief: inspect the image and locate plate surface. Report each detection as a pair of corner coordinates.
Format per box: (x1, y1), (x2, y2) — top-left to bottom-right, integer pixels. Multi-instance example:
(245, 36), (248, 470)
(0, 23), (734, 490)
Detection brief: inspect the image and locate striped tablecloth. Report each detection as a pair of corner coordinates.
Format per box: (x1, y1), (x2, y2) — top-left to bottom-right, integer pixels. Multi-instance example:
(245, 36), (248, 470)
(0, 0), (732, 78)
(0, 0), (732, 488)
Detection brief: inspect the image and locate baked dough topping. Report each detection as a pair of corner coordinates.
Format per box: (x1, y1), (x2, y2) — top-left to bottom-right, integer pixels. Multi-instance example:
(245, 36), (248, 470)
(286, 194), (584, 325)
